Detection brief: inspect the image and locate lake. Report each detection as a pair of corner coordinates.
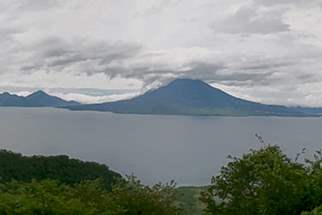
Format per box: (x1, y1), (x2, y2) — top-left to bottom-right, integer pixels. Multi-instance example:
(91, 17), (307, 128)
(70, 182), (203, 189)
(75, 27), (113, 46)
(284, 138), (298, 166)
(0, 107), (321, 185)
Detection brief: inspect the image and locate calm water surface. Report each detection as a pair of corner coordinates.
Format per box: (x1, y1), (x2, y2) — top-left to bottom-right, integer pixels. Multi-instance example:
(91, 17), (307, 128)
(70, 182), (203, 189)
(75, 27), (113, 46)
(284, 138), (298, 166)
(0, 107), (321, 185)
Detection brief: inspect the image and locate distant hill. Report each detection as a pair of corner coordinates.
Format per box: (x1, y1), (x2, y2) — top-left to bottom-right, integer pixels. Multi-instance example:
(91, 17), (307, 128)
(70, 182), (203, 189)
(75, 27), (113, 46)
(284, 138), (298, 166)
(0, 90), (80, 107)
(66, 79), (319, 116)
(0, 150), (121, 190)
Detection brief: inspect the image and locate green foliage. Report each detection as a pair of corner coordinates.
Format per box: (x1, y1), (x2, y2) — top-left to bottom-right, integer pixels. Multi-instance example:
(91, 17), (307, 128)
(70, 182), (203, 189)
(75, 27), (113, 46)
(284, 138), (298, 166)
(0, 150), (182, 214)
(176, 186), (206, 215)
(0, 180), (120, 215)
(0, 178), (181, 215)
(0, 150), (121, 190)
(303, 150), (322, 210)
(1, 145), (321, 215)
(302, 205), (322, 215)
(200, 145), (322, 215)
(111, 176), (180, 215)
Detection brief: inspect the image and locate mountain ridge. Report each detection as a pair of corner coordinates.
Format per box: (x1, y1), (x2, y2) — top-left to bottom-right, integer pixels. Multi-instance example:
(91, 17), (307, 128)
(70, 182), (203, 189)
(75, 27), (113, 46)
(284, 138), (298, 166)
(0, 90), (80, 107)
(65, 79), (321, 117)
(2, 79), (322, 117)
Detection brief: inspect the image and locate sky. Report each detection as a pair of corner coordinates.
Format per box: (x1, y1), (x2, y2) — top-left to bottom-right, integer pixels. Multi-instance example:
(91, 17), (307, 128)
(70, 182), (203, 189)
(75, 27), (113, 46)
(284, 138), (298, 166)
(1, 0), (322, 106)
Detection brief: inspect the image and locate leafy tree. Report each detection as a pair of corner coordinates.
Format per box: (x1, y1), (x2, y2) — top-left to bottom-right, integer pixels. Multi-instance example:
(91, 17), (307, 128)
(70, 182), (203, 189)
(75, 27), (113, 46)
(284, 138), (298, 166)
(200, 144), (322, 215)
(303, 150), (322, 211)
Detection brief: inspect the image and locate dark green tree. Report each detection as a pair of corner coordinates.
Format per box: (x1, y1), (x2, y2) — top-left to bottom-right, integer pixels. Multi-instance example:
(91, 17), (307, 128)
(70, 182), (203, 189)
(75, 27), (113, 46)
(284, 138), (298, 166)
(201, 145), (322, 215)
(0, 150), (121, 190)
(0, 177), (182, 215)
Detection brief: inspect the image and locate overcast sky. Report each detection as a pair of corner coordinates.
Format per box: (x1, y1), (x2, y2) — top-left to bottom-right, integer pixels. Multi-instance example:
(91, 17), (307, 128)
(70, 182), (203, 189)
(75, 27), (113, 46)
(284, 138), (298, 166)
(1, 0), (322, 106)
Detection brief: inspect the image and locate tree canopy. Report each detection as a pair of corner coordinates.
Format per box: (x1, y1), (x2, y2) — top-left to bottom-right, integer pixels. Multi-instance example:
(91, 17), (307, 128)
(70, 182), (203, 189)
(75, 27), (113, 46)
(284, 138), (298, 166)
(0, 150), (121, 190)
(0, 177), (180, 215)
(201, 145), (322, 215)
(0, 150), (181, 215)
(0, 145), (321, 215)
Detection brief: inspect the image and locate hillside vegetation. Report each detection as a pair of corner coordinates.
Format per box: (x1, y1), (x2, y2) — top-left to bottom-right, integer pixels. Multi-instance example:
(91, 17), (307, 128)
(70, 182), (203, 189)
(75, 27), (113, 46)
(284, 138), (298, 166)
(0, 150), (120, 190)
(0, 150), (180, 214)
(0, 143), (321, 214)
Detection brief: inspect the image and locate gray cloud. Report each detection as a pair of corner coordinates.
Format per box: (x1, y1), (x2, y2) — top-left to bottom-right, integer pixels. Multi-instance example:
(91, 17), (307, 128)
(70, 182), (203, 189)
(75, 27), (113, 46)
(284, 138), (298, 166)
(169, 61), (283, 87)
(212, 6), (290, 34)
(17, 0), (60, 11)
(134, 0), (182, 16)
(0, 0), (322, 106)
(15, 34), (322, 97)
(255, 0), (316, 7)
(20, 37), (142, 76)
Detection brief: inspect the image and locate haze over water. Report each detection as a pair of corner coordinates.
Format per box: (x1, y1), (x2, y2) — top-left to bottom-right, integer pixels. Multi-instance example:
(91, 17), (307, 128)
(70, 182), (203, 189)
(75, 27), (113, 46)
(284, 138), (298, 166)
(1, 107), (321, 185)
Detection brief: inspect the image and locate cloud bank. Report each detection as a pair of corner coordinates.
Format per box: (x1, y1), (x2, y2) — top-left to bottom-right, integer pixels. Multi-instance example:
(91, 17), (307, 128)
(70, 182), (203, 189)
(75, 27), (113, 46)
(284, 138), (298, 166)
(0, 0), (322, 106)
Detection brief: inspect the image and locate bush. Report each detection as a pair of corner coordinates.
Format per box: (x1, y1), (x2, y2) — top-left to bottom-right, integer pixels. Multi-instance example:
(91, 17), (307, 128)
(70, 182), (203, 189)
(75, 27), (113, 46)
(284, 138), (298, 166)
(0, 177), (181, 215)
